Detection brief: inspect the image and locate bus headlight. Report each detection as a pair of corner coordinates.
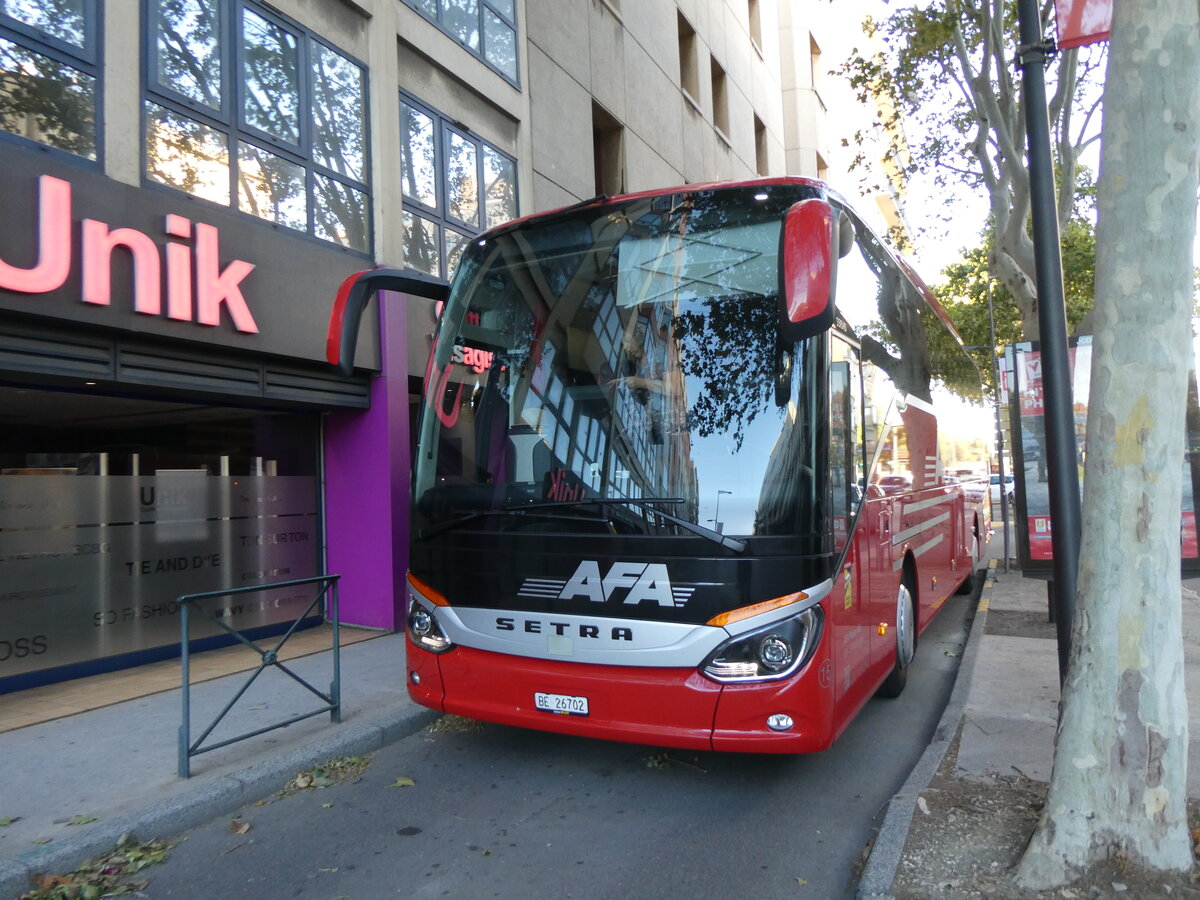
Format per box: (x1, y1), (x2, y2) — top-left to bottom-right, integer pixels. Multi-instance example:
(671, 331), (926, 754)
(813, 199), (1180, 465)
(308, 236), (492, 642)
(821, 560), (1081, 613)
(407, 599), (454, 653)
(701, 606), (823, 682)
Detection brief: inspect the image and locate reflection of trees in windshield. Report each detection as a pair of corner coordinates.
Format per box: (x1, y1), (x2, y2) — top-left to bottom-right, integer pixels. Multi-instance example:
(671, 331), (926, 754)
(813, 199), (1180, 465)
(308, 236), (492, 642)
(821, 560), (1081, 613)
(672, 296), (778, 451)
(857, 260), (982, 406)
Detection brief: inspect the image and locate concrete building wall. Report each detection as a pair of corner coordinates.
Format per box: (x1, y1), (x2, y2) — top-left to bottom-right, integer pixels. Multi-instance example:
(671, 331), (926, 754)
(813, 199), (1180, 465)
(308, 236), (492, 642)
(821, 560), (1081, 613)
(82, 0), (834, 273)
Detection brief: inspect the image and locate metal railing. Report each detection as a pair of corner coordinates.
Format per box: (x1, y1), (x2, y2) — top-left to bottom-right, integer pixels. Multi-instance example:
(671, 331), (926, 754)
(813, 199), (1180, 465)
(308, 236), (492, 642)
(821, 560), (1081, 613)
(177, 574), (342, 778)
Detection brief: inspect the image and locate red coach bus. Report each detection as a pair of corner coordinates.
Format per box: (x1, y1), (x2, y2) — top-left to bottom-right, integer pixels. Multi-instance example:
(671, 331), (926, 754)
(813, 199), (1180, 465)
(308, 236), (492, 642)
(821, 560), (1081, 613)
(333, 178), (987, 752)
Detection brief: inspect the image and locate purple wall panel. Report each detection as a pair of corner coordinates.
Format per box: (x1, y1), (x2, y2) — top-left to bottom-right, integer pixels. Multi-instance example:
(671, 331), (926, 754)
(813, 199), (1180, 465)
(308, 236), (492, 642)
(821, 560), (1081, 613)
(324, 293), (411, 629)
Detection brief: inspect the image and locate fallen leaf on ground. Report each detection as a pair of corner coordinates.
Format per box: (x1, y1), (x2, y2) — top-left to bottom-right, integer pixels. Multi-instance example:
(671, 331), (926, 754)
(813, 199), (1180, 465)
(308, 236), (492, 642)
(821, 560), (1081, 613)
(66, 815), (98, 826)
(229, 820), (251, 835)
(0, 816), (19, 826)
(389, 776), (415, 788)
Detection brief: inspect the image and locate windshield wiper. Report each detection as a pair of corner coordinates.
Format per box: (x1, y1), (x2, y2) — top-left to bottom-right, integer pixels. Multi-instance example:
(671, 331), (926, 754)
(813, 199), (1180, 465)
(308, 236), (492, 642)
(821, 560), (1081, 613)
(415, 497), (747, 552)
(414, 505), (591, 541)
(513, 497), (747, 553)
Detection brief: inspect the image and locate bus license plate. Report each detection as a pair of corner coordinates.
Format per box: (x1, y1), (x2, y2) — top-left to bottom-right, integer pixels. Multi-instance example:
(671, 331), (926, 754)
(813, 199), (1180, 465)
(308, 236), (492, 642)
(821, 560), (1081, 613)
(534, 692), (589, 716)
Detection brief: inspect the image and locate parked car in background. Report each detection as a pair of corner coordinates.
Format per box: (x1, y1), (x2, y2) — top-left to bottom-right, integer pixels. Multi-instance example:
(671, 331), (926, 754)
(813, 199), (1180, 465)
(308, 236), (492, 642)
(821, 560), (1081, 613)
(877, 474), (912, 495)
(990, 473), (1015, 510)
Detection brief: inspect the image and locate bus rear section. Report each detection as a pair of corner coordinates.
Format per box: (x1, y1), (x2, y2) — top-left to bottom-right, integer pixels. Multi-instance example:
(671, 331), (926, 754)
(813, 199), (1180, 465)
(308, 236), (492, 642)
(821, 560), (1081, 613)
(402, 179), (986, 752)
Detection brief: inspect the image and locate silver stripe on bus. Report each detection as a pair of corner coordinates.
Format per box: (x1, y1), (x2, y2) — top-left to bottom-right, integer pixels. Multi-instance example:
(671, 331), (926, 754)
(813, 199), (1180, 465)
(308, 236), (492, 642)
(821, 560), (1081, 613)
(901, 495), (952, 515)
(891, 511), (950, 546)
(409, 580), (833, 668)
(440, 606), (728, 667)
(892, 533), (947, 571)
(517, 578), (568, 599)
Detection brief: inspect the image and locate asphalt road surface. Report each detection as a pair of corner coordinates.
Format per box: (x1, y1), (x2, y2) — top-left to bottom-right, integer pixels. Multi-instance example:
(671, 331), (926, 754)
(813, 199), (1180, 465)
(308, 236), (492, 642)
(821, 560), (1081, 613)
(140, 588), (977, 900)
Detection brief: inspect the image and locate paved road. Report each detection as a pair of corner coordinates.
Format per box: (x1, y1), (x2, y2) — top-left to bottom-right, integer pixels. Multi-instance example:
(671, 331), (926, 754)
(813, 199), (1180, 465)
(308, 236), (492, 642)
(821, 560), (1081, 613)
(138, 591), (976, 900)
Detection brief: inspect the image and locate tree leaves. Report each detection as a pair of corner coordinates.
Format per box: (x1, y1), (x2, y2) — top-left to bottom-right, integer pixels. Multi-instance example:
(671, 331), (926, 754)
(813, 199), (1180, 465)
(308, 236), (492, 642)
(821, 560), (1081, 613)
(18, 835), (171, 899)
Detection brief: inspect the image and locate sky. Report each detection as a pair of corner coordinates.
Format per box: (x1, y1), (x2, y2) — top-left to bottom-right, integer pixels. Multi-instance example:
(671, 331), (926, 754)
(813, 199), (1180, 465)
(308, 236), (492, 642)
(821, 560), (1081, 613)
(825, 1), (1200, 284)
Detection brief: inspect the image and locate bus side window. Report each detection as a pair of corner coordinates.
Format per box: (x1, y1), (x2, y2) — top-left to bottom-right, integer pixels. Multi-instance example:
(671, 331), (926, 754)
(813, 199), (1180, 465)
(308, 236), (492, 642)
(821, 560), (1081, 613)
(830, 336), (864, 553)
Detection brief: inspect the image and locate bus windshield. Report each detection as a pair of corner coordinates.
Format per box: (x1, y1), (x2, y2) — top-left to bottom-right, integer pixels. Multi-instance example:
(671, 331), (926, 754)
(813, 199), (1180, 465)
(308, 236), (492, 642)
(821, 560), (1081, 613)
(412, 184), (828, 541)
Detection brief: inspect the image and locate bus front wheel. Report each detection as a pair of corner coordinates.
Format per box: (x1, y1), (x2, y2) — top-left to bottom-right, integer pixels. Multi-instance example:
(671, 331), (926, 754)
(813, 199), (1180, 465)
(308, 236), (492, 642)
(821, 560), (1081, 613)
(879, 578), (915, 698)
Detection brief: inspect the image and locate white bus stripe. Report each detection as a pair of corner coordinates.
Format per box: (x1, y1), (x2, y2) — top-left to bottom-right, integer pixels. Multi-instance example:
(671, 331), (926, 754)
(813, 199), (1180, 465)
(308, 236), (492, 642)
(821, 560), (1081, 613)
(892, 533), (947, 570)
(892, 511), (950, 546)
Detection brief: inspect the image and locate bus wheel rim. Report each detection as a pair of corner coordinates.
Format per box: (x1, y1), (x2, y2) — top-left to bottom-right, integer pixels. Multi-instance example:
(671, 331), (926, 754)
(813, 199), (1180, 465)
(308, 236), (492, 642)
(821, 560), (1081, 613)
(896, 583), (915, 667)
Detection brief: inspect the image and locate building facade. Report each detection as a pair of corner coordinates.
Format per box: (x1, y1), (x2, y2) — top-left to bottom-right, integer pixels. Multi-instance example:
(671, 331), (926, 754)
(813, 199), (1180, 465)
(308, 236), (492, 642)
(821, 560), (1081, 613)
(0, 0), (832, 691)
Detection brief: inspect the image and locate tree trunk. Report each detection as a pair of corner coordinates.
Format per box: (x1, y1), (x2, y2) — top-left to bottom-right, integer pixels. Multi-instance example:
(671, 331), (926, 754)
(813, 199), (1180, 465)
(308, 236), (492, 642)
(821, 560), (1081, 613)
(1016, 0), (1200, 887)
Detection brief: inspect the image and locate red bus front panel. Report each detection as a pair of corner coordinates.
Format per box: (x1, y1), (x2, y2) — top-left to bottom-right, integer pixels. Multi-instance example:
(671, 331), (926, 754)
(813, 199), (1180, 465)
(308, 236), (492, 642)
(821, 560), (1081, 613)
(429, 644), (722, 750)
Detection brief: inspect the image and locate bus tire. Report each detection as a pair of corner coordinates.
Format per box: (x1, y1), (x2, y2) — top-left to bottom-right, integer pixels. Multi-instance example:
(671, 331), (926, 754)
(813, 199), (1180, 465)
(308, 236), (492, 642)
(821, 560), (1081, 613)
(879, 576), (916, 698)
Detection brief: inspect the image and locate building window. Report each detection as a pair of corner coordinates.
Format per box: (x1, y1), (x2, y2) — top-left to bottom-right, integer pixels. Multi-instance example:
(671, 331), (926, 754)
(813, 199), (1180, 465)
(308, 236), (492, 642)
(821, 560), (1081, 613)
(592, 101), (623, 196)
(677, 12), (698, 106)
(405, 0), (518, 85)
(0, 0), (98, 160)
(711, 58), (729, 138)
(144, 0), (370, 253)
(754, 114), (767, 175)
(748, 0), (762, 52)
(400, 93), (517, 280)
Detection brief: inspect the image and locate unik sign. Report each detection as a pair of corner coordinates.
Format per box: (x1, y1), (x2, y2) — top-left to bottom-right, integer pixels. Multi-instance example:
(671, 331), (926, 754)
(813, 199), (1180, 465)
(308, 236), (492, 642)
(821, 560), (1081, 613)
(0, 174), (258, 333)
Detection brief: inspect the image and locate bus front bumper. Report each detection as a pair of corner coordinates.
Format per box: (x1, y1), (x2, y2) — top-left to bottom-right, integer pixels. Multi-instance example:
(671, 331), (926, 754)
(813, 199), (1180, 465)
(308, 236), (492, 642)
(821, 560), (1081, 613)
(406, 639), (834, 753)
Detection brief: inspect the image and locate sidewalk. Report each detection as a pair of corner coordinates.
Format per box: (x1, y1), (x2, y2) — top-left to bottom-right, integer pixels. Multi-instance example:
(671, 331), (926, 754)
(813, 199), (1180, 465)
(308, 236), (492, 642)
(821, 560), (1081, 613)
(858, 558), (1200, 898)
(0, 630), (436, 899)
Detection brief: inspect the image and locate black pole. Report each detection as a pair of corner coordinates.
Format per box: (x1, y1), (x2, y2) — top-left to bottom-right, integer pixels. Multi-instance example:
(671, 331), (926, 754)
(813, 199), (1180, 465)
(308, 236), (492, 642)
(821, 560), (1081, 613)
(1016, 0), (1081, 685)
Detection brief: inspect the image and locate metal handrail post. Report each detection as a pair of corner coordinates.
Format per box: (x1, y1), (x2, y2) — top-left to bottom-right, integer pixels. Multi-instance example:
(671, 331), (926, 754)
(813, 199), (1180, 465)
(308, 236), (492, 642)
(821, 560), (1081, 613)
(330, 580), (341, 723)
(179, 600), (191, 778)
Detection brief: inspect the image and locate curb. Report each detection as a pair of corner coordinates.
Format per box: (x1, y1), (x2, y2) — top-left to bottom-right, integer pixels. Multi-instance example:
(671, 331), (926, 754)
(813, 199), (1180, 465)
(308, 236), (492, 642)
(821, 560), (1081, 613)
(0, 704), (439, 899)
(855, 558), (997, 900)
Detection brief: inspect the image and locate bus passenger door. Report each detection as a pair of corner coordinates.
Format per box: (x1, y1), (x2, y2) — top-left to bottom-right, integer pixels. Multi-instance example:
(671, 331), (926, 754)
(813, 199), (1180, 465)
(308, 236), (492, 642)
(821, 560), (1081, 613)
(830, 340), (875, 717)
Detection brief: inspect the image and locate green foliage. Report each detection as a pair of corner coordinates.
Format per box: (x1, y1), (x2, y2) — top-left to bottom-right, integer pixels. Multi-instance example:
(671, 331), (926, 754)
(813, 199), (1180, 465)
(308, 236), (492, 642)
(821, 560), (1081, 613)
(839, 1), (1105, 342)
(936, 207), (1097, 393)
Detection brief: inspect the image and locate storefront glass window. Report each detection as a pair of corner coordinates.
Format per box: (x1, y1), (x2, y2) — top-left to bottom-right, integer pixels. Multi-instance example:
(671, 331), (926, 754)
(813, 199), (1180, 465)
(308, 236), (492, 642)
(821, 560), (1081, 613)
(145, 1), (371, 254)
(0, 390), (322, 686)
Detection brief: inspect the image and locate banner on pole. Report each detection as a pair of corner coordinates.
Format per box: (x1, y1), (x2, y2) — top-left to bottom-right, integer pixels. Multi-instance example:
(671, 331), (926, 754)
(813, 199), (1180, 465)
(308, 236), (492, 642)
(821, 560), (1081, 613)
(1054, 0), (1112, 49)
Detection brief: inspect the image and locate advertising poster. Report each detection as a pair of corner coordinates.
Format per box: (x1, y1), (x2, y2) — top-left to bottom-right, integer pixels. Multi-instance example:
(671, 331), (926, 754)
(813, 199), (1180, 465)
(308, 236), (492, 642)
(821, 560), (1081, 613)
(1008, 338), (1199, 569)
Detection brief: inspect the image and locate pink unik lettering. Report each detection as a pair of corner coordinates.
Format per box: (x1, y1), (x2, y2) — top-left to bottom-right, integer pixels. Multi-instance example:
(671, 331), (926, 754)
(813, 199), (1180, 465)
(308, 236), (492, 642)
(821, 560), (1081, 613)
(0, 175), (71, 293)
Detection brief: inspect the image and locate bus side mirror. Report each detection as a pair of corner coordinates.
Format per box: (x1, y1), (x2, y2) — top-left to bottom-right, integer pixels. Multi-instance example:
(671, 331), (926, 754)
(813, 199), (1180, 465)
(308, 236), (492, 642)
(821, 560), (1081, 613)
(779, 199), (847, 342)
(326, 268), (450, 376)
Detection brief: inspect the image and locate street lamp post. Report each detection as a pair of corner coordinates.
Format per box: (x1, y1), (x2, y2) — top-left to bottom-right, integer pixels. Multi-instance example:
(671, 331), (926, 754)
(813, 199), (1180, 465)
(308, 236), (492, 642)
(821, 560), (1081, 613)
(713, 489), (731, 534)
